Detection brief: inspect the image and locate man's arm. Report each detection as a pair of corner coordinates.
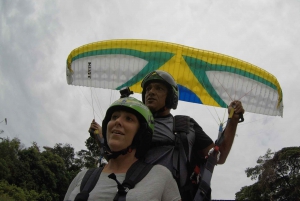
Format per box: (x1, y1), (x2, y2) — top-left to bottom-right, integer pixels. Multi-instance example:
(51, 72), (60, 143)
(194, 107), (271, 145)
(200, 101), (244, 164)
(218, 101), (244, 164)
(89, 119), (103, 148)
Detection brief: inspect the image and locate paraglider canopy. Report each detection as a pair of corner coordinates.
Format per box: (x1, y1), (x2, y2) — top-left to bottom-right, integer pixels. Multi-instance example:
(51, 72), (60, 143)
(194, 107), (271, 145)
(66, 39), (283, 117)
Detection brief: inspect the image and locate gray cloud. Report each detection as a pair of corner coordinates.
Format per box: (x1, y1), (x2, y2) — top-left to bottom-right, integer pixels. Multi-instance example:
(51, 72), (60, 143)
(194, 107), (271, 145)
(1, 0), (299, 199)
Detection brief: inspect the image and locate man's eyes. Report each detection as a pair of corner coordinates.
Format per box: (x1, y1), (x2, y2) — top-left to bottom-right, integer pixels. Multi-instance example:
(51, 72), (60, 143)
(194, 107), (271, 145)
(146, 86), (164, 91)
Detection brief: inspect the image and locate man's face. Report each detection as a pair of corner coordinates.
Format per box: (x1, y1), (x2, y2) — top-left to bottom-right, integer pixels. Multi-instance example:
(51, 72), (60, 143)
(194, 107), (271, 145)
(144, 82), (168, 112)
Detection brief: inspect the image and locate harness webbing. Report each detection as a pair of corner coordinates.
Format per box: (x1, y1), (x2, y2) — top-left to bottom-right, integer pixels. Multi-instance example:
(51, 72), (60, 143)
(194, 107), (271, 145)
(173, 115), (195, 201)
(75, 160), (153, 201)
(112, 160), (153, 201)
(74, 166), (104, 201)
(194, 109), (244, 201)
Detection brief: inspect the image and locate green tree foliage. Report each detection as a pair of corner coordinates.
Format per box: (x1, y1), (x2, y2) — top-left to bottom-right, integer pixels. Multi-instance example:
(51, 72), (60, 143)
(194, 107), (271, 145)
(46, 137), (100, 170)
(0, 180), (40, 201)
(0, 139), (66, 200)
(235, 147), (300, 200)
(77, 136), (100, 168)
(85, 135), (101, 157)
(49, 143), (76, 170)
(0, 138), (21, 182)
(44, 143), (83, 184)
(0, 136), (101, 201)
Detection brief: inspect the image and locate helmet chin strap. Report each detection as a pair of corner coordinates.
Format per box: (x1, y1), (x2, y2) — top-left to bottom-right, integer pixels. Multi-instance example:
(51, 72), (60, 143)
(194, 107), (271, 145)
(104, 145), (133, 160)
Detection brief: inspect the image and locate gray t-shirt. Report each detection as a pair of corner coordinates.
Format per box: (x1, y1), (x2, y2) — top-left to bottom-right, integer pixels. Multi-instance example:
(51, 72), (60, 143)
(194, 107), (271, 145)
(149, 114), (213, 157)
(64, 164), (180, 201)
(145, 114), (213, 186)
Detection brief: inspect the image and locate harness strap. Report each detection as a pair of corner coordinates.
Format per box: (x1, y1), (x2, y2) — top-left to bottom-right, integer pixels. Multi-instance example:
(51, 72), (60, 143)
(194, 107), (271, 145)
(172, 136), (180, 182)
(193, 148), (218, 201)
(173, 115), (197, 201)
(174, 115), (190, 159)
(194, 108), (244, 201)
(151, 141), (174, 147)
(112, 160), (154, 201)
(75, 166), (104, 201)
(172, 115), (190, 184)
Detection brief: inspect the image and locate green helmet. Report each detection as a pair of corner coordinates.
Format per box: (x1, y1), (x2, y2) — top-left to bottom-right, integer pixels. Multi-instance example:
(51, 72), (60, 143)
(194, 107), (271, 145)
(141, 70), (179, 109)
(102, 97), (154, 159)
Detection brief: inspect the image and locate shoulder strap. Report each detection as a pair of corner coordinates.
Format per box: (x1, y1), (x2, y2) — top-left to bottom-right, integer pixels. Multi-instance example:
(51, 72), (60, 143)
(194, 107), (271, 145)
(74, 167), (104, 201)
(173, 115), (197, 201)
(124, 160), (154, 188)
(174, 115), (190, 159)
(172, 114), (190, 180)
(113, 160), (154, 201)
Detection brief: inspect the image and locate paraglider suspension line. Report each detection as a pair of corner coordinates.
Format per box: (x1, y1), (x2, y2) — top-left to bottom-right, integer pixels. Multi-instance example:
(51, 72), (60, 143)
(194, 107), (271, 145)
(90, 88), (95, 119)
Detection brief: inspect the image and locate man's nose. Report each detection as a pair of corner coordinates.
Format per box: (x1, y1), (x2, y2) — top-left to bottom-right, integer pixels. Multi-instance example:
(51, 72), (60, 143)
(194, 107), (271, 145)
(147, 88), (155, 95)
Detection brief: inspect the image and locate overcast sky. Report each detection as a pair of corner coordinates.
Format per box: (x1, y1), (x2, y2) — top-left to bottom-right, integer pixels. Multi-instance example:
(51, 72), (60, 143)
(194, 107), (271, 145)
(1, 0), (300, 199)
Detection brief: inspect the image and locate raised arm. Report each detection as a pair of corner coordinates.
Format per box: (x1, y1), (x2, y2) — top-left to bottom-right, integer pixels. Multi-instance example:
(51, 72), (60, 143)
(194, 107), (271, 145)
(89, 119), (103, 148)
(218, 100), (244, 164)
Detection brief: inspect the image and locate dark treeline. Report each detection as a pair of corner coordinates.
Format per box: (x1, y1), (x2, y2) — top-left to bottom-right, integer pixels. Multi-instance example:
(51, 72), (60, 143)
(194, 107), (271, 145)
(1, 137), (299, 200)
(0, 137), (99, 201)
(235, 147), (300, 200)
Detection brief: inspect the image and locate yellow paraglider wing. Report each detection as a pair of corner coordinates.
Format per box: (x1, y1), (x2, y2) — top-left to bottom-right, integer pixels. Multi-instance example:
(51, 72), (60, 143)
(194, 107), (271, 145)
(66, 39), (283, 117)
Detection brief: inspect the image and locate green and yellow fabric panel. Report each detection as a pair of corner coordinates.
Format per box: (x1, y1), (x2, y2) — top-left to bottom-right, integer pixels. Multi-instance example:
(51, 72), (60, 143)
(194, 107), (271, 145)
(66, 39), (283, 117)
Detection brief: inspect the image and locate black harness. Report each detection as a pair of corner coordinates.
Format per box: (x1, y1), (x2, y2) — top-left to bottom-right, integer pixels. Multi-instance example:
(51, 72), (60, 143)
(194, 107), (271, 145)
(74, 160), (153, 201)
